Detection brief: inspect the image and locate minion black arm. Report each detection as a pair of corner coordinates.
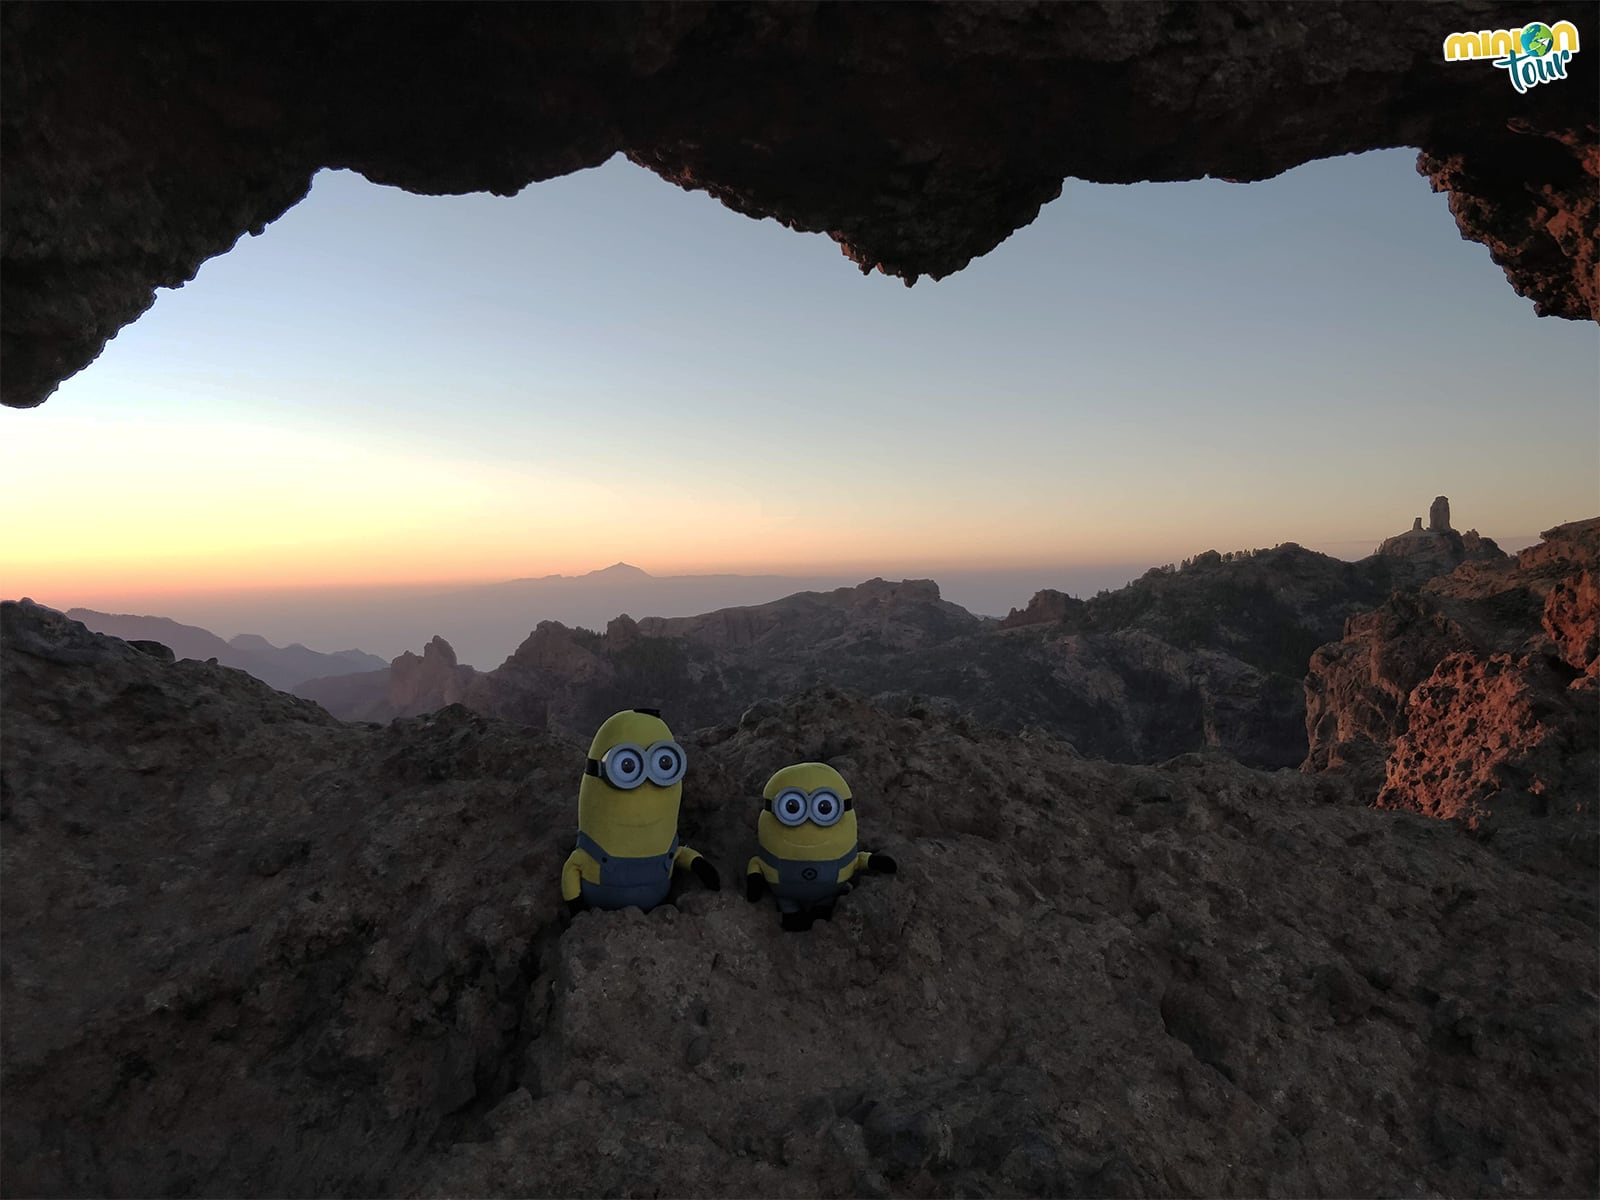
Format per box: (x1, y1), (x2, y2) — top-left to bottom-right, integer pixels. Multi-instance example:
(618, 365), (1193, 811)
(862, 849), (897, 874)
(675, 844), (721, 891)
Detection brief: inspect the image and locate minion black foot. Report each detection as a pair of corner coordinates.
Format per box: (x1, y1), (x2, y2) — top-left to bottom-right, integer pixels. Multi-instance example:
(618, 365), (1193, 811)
(780, 909), (818, 933)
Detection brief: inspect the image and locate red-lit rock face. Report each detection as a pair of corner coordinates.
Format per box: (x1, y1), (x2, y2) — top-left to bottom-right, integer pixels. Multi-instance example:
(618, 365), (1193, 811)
(1305, 518), (1600, 837)
(2, 3), (1596, 408)
(1302, 590), (1473, 776)
(1376, 649), (1587, 825)
(1544, 568), (1600, 680)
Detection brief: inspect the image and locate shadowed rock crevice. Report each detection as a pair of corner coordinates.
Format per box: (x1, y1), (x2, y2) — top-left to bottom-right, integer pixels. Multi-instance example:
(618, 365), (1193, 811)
(3, 2), (1596, 407)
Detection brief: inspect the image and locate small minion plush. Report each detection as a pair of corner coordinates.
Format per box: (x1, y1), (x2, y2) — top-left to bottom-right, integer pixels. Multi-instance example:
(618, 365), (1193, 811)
(561, 708), (719, 914)
(745, 762), (896, 931)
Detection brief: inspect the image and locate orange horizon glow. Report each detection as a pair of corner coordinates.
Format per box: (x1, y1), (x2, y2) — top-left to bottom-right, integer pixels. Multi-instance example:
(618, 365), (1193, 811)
(8, 550), (1156, 602)
(19, 533), (1547, 605)
(5, 403), (1573, 608)
(4, 413), (1234, 598)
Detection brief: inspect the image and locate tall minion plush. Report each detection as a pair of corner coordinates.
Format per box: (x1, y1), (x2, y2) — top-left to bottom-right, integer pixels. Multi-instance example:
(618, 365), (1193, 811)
(561, 708), (719, 914)
(745, 762), (897, 931)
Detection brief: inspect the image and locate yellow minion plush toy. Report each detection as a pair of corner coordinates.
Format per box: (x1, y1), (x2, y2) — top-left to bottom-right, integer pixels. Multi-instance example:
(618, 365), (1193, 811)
(745, 762), (897, 931)
(561, 708), (719, 913)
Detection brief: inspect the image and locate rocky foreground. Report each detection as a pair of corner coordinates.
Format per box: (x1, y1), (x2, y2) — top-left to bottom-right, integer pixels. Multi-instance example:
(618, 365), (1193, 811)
(2, 599), (1596, 1198)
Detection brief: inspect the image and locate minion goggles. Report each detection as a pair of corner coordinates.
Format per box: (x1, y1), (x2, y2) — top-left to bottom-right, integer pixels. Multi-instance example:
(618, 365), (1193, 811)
(585, 740), (688, 789)
(766, 786), (853, 827)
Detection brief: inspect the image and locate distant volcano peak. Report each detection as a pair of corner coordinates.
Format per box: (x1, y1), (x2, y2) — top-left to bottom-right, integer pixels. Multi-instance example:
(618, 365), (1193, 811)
(584, 562), (652, 579)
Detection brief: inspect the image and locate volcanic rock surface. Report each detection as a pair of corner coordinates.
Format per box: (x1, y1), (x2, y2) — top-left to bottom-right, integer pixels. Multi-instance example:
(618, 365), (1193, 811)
(2, 599), (1596, 1198)
(1304, 518), (1599, 854)
(4, 2), (1597, 408)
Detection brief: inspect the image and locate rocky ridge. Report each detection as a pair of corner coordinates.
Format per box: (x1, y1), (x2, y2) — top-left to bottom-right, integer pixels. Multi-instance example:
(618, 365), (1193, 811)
(2, 599), (1596, 1197)
(631, 577), (981, 653)
(300, 548), (1398, 769)
(65, 608), (385, 692)
(1374, 496), (1506, 587)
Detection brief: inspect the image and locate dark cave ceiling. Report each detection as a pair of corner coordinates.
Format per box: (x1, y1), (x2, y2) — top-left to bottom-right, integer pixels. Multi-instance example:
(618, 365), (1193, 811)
(2, 1), (1595, 409)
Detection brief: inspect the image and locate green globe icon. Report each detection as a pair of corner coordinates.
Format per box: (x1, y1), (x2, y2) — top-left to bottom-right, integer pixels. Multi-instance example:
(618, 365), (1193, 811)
(1521, 23), (1554, 56)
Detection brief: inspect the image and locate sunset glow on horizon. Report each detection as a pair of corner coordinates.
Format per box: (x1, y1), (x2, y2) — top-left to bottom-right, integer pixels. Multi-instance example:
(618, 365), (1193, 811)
(5, 151), (1596, 615)
(6, 406), (1247, 595)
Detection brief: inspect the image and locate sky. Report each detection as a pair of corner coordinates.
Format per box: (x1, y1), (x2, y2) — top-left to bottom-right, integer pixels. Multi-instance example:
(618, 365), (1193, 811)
(4, 147), (1598, 628)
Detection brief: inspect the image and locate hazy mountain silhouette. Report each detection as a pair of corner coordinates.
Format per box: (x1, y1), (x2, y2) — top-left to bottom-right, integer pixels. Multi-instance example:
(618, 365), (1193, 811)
(65, 609), (385, 691)
(239, 568), (876, 668)
(565, 562), (651, 581)
(62, 562), (1164, 670)
(295, 547), (1406, 767)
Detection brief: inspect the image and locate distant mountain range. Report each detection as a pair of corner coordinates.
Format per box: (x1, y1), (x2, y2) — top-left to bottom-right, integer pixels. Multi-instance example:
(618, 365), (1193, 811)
(417, 564), (884, 666)
(507, 561), (653, 584)
(64, 610), (386, 691)
(59, 498), (1537, 770)
(294, 546), (1415, 768)
(69, 565), (877, 670)
(60, 561), (1168, 670)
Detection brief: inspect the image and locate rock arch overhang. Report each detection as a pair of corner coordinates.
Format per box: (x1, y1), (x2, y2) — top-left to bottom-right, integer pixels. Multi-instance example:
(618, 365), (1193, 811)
(2, 1), (1595, 409)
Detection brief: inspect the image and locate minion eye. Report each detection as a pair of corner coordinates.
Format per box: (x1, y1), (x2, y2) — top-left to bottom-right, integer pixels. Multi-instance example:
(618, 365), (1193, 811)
(645, 741), (686, 786)
(808, 788), (844, 827)
(773, 788), (809, 826)
(603, 744), (646, 789)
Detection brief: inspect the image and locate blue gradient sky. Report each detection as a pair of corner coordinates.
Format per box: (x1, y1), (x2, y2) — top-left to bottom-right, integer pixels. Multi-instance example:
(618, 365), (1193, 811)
(6, 147), (1597, 604)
